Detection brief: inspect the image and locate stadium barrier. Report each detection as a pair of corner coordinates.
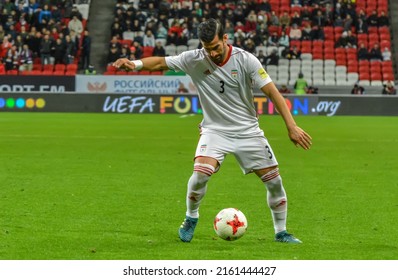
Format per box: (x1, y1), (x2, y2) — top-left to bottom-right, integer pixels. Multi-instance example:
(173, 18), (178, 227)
(0, 93), (397, 116)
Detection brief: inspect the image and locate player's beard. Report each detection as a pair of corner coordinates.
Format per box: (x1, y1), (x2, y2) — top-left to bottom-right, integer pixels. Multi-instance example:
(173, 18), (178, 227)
(211, 43), (227, 64)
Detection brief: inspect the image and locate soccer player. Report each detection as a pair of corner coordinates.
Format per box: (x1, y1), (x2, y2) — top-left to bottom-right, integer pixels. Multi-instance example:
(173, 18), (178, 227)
(113, 19), (312, 244)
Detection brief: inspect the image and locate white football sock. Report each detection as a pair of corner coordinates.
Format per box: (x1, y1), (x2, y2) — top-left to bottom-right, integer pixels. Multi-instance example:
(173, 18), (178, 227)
(185, 163), (215, 218)
(261, 168), (288, 233)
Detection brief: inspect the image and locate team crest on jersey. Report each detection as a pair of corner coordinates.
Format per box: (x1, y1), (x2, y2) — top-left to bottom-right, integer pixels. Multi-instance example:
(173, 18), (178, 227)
(258, 68), (269, 79)
(200, 144), (207, 152)
(231, 69), (238, 78)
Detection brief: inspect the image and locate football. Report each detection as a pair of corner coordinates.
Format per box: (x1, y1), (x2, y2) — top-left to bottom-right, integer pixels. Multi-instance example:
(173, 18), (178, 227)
(213, 208), (248, 241)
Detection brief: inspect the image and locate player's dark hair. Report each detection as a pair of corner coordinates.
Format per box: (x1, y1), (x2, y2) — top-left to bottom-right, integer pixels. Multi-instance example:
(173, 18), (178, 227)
(198, 18), (224, 43)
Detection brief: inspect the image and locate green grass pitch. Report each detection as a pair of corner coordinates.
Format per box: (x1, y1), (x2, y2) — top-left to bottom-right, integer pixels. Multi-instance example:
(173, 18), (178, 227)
(0, 113), (397, 260)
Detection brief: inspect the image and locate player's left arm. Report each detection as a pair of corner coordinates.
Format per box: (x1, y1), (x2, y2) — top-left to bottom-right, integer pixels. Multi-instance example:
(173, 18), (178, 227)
(261, 82), (312, 150)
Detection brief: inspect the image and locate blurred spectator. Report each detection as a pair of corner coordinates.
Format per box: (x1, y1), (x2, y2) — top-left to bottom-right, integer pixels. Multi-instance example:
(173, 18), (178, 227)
(367, 10), (379, 27)
(143, 30), (156, 47)
(310, 25), (324, 41)
(278, 31), (290, 49)
(356, 18), (368, 34)
(346, 30), (357, 48)
(122, 27), (135, 41)
(119, 46), (130, 59)
(84, 65), (97, 75)
(68, 15), (83, 38)
(378, 11), (389, 27)
(131, 41), (143, 58)
(4, 45), (19, 71)
(19, 44), (33, 71)
(351, 83), (365, 95)
(64, 35), (76, 64)
(247, 30), (263, 47)
(234, 27), (246, 43)
(279, 84), (291, 93)
(312, 10), (325, 27)
(301, 23), (312, 40)
(279, 11), (291, 28)
(70, 6), (83, 21)
(111, 22), (123, 39)
(334, 15), (344, 27)
(343, 14), (354, 31)
(335, 31), (348, 48)
(267, 32), (279, 47)
(39, 4), (52, 25)
(257, 0), (272, 13)
(108, 45), (120, 64)
(382, 81), (396, 95)
(291, 11), (302, 27)
(256, 49), (267, 65)
(40, 33), (53, 65)
(265, 49), (279, 66)
(52, 38), (65, 64)
(382, 47), (391, 61)
(51, 5), (62, 23)
(286, 45), (301, 60)
(152, 40), (166, 56)
(369, 43), (383, 61)
(294, 73), (308, 95)
(245, 13), (258, 33)
(269, 11), (280, 26)
(301, 5), (311, 21)
(244, 38), (256, 54)
(81, 30), (91, 69)
(289, 24), (302, 41)
(291, 0), (302, 7)
(357, 42), (369, 60)
(306, 86), (318, 94)
(155, 22), (168, 40)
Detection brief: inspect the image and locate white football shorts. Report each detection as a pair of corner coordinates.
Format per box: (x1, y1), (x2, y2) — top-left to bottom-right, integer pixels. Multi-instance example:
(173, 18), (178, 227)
(194, 133), (279, 174)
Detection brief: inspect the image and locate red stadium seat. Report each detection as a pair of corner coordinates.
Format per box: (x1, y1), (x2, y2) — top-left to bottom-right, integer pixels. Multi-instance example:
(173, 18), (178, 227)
(324, 40), (335, 50)
(6, 70), (18, 75)
(324, 52), (335, 60)
(347, 64), (358, 73)
(300, 40), (312, 50)
(312, 51), (323, 60)
(54, 64), (66, 72)
(66, 64), (78, 73)
(380, 40), (391, 49)
(370, 72), (382, 81)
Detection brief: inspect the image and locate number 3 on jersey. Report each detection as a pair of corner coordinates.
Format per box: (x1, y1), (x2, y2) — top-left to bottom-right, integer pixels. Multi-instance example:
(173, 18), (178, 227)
(219, 80), (225, 93)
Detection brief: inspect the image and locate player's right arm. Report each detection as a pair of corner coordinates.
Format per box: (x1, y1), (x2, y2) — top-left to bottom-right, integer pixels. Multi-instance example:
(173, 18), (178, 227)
(113, 57), (170, 72)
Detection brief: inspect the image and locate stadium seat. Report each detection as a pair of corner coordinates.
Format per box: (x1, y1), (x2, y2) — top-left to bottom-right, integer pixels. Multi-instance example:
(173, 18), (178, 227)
(347, 73), (359, 84)
(165, 45), (177, 56)
(54, 64), (66, 72)
(66, 64), (78, 73)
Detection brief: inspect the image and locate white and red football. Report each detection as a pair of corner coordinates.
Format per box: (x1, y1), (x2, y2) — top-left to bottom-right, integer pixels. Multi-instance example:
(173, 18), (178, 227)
(213, 208), (248, 241)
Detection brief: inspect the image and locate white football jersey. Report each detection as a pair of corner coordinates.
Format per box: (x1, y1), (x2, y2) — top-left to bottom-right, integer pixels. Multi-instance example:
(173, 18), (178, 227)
(165, 45), (273, 138)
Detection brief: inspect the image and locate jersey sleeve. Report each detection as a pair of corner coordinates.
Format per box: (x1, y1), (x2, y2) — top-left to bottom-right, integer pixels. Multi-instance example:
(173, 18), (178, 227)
(165, 52), (191, 73)
(246, 52), (273, 89)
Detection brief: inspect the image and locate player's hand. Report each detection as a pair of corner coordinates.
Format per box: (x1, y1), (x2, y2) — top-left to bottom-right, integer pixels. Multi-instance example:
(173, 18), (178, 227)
(288, 126), (312, 150)
(112, 58), (136, 71)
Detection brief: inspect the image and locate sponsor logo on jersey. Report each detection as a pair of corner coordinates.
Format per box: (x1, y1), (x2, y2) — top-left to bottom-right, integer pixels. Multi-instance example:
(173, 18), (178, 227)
(231, 69), (238, 78)
(200, 144), (207, 152)
(258, 68), (268, 79)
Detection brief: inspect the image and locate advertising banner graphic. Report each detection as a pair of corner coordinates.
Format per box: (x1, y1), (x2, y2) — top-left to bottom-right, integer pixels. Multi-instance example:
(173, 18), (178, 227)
(0, 93), (397, 116)
(0, 76), (75, 92)
(76, 75), (197, 94)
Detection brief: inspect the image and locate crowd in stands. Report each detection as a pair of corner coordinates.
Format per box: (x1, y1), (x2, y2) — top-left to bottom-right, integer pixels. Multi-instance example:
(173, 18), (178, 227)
(107, 0), (394, 87)
(0, 0), (90, 75)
